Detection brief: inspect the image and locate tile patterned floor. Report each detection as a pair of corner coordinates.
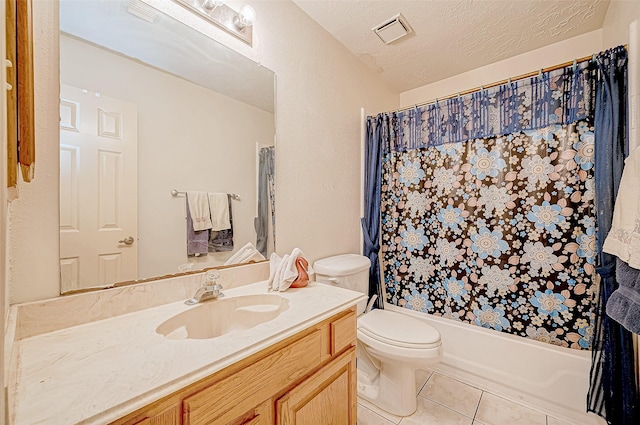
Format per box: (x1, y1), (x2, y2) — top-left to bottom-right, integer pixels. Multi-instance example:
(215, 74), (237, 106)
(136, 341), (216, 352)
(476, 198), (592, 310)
(357, 369), (578, 425)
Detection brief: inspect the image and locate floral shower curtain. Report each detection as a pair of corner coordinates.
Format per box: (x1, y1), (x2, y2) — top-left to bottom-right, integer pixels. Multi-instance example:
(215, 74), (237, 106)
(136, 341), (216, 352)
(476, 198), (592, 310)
(381, 120), (596, 349)
(376, 59), (598, 349)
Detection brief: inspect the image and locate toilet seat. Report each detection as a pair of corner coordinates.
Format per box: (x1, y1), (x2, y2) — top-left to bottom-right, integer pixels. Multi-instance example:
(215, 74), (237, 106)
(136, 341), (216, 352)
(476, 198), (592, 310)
(358, 309), (441, 349)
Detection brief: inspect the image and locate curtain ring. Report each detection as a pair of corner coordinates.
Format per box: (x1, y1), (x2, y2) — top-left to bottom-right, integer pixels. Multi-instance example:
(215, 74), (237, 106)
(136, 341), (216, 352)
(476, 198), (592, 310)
(572, 59), (577, 71)
(538, 68), (543, 79)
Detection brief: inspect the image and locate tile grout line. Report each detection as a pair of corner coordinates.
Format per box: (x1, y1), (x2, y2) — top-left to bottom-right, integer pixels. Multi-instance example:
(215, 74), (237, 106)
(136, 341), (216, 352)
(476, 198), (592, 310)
(419, 371), (485, 422)
(417, 391), (481, 422)
(357, 401), (399, 425)
(473, 391), (485, 423)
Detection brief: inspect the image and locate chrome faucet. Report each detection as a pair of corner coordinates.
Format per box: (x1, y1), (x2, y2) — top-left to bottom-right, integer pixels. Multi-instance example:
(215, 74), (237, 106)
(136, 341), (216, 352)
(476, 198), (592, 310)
(185, 271), (224, 305)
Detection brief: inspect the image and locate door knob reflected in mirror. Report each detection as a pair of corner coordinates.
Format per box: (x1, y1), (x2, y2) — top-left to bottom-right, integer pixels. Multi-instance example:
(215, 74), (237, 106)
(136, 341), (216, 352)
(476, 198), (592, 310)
(119, 236), (135, 245)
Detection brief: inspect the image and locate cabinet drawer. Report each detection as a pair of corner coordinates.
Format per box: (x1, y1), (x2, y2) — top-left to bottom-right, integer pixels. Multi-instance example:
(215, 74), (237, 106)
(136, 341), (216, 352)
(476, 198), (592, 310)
(330, 310), (356, 355)
(183, 329), (322, 425)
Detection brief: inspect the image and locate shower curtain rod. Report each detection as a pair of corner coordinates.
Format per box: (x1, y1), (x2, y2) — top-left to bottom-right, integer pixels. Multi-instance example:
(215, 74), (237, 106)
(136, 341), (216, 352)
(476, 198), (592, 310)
(393, 53), (597, 115)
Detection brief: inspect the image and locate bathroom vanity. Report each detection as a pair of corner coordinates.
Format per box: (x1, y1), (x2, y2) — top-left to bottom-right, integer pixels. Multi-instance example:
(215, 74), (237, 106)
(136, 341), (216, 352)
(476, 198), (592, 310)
(114, 308), (356, 425)
(6, 264), (366, 424)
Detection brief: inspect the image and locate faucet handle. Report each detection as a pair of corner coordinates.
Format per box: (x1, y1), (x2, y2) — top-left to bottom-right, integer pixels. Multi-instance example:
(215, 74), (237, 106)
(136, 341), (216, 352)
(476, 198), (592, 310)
(204, 270), (221, 285)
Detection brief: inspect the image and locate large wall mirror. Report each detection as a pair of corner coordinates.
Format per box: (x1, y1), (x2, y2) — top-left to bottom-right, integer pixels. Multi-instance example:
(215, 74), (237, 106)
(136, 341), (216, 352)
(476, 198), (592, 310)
(58, 0), (275, 293)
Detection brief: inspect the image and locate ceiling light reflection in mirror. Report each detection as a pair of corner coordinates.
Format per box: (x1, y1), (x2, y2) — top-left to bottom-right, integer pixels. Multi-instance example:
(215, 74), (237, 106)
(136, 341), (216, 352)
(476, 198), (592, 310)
(59, 0), (275, 293)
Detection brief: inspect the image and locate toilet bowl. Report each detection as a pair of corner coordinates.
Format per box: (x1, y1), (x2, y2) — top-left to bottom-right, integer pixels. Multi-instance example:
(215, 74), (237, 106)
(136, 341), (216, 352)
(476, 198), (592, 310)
(357, 309), (441, 416)
(313, 254), (443, 417)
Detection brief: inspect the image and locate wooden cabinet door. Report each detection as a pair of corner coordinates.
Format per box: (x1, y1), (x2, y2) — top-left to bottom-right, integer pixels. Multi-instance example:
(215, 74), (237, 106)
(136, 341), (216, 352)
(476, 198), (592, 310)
(276, 347), (356, 425)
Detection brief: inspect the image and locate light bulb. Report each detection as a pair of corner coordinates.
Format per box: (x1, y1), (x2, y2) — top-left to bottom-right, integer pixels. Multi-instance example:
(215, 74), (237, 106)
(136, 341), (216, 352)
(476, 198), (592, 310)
(235, 4), (256, 29)
(202, 0), (224, 10)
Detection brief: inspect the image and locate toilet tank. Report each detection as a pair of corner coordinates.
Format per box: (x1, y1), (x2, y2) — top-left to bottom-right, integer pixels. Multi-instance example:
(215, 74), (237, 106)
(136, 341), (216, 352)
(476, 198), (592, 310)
(314, 254), (371, 315)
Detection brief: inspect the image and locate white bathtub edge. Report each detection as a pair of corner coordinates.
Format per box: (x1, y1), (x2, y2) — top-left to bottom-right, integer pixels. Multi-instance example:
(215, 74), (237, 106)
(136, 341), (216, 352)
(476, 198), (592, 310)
(385, 303), (607, 425)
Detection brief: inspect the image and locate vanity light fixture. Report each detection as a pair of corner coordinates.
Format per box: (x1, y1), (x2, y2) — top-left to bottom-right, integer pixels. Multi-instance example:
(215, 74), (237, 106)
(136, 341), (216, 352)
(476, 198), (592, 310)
(126, 0), (160, 23)
(173, 0), (256, 46)
(235, 4), (256, 29)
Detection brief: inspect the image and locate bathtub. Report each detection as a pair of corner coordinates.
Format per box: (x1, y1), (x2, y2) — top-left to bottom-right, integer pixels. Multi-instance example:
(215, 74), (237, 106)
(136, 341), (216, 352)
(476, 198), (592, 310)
(385, 303), (607, 425)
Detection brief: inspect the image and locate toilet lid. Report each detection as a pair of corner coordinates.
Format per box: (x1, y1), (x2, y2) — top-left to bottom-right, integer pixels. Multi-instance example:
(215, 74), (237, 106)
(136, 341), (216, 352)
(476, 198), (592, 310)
(358, 309), (441, 349)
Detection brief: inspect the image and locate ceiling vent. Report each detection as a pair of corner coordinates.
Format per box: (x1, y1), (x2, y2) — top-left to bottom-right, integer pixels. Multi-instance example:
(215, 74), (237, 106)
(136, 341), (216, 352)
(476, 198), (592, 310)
(372, 13), (413, 45)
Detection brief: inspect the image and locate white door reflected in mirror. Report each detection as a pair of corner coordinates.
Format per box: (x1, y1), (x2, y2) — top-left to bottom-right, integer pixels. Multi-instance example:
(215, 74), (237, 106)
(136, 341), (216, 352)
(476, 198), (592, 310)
(59, 85), (138, 291)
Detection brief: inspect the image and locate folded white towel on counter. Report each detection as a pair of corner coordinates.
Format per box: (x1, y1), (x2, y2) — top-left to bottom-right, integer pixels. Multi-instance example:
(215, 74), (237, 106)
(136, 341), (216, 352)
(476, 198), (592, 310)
(224, 242), (266, 265)
(187, 191), (212, 231)
(268, 248), (314, 292)
(208, 192), (231, 231)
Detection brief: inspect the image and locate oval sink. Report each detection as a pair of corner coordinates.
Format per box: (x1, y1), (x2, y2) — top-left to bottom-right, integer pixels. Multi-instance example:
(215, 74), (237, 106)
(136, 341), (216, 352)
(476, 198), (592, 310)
(157, 294), (290, 340)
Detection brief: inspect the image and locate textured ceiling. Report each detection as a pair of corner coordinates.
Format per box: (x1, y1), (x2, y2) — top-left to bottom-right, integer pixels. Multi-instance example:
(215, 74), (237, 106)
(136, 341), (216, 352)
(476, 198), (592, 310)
(293, 0), (611, 92)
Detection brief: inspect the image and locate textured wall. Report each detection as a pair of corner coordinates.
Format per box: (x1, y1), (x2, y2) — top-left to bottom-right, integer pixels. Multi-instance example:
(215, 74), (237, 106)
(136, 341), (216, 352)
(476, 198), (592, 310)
(601, 0), (640, 47)
(8, 0), (61, 304)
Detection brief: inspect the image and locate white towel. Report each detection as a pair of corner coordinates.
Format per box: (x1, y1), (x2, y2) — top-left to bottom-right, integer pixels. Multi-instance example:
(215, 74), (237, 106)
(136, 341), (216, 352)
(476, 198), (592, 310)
(267, 252), (282, 290)
(224, 242), (266, 265)
(208, 192), (230, 231)
(187, 191), (212, 232)
(225, 242), (254, 265)
(603, 146), (640, 269)
(268, 248), (314, 292)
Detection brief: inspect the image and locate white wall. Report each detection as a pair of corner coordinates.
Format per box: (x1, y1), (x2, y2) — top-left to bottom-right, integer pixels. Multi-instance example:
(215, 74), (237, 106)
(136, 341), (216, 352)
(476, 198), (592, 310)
(602, 1), (640, 153)
(8, 1), (60, 304)
(602, 0), (640, 47)
(400, 29), (603, 107)
(60, 35), (275, 281)
(9, 0), (399, 303)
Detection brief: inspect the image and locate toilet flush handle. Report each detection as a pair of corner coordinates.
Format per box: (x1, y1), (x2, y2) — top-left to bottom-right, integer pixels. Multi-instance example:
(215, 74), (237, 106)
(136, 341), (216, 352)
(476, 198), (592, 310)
(328, 277), (339, 284)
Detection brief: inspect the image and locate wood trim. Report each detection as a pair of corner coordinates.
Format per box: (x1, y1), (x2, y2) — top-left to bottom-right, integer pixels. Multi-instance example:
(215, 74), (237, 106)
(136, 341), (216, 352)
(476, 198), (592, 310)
(16, 0), (35, 182)
(5, 0), (17, 187)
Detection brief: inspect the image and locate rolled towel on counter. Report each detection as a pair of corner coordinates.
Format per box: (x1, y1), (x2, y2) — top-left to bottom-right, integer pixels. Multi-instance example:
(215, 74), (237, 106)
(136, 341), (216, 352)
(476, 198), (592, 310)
(606, 258), (640, 334)
(268, 248), (313, 292)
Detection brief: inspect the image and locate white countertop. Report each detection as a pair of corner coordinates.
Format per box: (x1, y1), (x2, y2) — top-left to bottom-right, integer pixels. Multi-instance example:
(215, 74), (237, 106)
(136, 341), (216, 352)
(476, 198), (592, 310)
(10, 281), (366, 425)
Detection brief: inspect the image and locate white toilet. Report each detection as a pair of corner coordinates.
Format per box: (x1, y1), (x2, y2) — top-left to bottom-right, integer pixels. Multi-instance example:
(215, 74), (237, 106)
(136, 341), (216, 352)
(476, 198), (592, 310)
(314, 254), (442, 417)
